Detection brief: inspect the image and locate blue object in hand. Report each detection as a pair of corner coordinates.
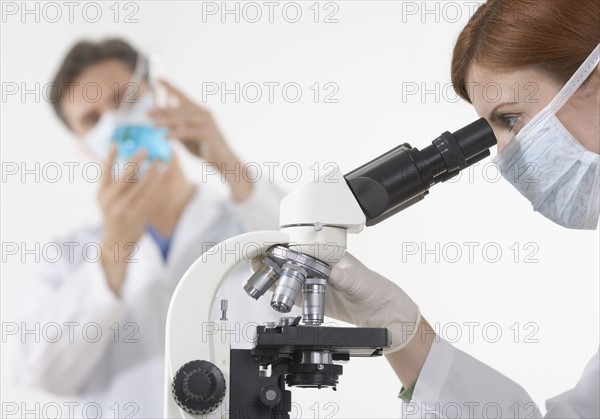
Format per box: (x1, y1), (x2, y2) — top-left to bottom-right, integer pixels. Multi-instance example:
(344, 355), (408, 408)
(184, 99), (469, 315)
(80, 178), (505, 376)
(112, 124), (172, 162)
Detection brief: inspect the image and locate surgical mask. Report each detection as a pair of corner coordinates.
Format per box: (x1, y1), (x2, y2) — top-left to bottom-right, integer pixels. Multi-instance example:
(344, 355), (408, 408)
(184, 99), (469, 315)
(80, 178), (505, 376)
(82, 108), (117, 160)
(492, 44), (600, 230)
(81, 54), (172, 174)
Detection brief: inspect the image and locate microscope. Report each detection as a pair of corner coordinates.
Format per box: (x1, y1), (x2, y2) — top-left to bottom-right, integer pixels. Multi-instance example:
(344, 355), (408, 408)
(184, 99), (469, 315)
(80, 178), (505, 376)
(164, 118), (497, 418)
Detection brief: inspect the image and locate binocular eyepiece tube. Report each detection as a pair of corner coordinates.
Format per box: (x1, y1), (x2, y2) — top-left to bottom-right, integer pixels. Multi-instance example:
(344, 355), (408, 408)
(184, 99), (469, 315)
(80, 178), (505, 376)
(345, 118), (497, 226)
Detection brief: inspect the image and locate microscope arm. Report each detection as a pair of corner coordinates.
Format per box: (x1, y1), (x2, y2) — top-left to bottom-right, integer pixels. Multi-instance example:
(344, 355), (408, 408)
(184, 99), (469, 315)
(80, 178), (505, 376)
(164, 230), (289, 418)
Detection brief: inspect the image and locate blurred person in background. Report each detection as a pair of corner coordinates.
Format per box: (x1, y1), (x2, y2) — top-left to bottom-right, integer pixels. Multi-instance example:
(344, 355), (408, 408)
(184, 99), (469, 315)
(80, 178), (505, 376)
(10, 38), (283, 418)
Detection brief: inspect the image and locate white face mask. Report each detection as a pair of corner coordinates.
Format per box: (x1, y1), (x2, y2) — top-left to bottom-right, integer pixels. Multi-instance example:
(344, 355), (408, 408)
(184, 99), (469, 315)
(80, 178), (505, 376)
(492, 44), (600, 230)
(82, 109), (117, 161)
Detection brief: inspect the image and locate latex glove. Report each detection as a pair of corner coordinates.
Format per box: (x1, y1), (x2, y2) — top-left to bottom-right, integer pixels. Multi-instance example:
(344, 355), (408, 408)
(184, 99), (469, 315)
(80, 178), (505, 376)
(325, 252), (421, 354)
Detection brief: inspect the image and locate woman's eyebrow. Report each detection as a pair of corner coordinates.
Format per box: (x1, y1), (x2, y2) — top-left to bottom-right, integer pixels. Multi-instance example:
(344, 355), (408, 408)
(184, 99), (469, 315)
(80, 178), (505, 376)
(489, 102), (519, 116)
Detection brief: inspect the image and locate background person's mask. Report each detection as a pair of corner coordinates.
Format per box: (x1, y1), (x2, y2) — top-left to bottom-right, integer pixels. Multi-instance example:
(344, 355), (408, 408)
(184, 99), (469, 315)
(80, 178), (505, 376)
(492, 44), (600, 230)
(82, 108), (118, 160)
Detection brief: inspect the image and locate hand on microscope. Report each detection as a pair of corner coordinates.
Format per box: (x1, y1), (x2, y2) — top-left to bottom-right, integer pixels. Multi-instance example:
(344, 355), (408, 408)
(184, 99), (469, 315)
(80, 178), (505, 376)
(326, 252), (436, 389)
(250, 251), (436, 388)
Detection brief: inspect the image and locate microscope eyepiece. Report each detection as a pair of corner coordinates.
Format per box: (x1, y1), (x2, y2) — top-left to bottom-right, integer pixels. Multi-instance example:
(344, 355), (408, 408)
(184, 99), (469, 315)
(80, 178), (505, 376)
(451, 117), (498, 161)
(344, 118), (497, 226)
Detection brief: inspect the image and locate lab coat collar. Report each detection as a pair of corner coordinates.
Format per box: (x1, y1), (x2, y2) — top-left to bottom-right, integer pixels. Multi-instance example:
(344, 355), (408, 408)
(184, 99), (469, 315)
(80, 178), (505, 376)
(163, 185), (226, 269)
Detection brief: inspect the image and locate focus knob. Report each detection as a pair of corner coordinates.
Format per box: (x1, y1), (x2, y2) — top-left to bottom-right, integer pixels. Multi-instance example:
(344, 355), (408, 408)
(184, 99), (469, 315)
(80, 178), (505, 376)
(172, 360), (226, 415)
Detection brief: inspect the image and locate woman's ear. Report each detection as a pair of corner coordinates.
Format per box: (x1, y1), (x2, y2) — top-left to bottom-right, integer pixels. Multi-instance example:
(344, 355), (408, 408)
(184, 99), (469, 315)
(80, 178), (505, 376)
(579, 63), (600, 99)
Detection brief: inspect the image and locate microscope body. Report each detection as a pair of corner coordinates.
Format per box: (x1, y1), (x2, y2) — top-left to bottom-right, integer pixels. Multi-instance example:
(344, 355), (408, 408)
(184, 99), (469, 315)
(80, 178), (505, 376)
(163, 170), (373, 418)
(164, 118), (497, 418)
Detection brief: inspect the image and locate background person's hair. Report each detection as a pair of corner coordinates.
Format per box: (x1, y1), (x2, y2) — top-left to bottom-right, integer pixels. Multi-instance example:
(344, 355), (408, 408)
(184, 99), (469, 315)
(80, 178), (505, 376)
(49, 38), (141, 129)
(451, 0), (600, 103)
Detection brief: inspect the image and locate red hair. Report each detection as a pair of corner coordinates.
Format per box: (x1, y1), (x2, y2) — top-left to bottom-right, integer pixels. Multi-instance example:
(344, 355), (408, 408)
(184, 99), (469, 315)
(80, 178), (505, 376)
(452, 0), (600, 103)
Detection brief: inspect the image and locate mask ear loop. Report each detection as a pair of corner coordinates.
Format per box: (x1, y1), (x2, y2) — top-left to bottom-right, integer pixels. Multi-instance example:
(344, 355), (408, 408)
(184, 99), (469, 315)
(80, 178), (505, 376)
(118, 52), (149, 118)
(518, 44), (600, 140)
(149, 53), (168, 108)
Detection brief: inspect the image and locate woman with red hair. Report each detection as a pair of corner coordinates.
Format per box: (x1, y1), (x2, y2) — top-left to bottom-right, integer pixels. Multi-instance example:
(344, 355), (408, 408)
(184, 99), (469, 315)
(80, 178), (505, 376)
(326, 1), (599, 417)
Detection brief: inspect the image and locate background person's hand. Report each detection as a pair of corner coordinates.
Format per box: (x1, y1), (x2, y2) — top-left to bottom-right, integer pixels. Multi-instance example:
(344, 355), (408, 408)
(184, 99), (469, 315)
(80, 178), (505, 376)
(97, 146), (163, 295)
(325, 251), (421, 354)
(148, 79), (253, 202)
(148, 80), (235, 166)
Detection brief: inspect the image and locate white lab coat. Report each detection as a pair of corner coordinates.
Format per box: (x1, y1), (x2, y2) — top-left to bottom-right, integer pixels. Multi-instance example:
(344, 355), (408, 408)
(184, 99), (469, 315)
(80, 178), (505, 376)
(409, 338), (599, 418)
(10, 180), (289, 418)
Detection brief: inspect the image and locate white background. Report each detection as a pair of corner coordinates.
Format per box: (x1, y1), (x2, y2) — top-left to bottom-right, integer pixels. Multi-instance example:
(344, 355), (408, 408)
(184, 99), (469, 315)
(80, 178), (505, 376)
(1, 1), (599, 418)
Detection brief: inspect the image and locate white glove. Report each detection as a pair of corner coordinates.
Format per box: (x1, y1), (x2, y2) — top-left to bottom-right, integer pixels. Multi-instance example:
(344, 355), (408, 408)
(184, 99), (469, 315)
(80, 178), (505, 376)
(325, 252), (421, 354)
(249, 252), (421, 354)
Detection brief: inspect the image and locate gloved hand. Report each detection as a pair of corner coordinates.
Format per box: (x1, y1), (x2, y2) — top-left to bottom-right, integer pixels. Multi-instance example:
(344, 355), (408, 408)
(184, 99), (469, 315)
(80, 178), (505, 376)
(324, 252), (421, 354)
(250, 251), (421, 354)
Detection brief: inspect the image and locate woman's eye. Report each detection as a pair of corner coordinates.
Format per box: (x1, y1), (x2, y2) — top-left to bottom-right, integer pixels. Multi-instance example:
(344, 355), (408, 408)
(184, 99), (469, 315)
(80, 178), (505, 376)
(500, 115), (519, 131)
